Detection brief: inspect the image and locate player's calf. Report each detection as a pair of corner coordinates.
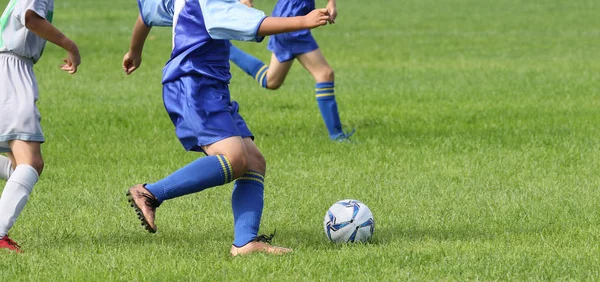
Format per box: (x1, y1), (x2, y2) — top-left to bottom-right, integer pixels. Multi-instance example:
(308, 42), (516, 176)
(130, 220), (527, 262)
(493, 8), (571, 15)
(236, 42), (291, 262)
(0, 163), (38, 249)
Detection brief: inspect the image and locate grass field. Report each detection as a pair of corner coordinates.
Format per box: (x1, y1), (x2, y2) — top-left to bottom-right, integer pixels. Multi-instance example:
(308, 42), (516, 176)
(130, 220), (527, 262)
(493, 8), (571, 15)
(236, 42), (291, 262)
(1, 0), (600, 280)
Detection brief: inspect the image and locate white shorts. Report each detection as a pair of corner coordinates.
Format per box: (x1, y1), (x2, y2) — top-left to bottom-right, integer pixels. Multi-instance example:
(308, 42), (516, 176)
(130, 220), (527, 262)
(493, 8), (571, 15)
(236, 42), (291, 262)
(0, 52), (44, 152)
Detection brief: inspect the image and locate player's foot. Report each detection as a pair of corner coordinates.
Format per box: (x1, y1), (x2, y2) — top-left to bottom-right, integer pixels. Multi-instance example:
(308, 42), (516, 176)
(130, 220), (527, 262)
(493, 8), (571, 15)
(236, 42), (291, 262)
(230, 234), (292, 256)
(0, 235), (22, 253)
(331, 129), (355, 142)
(126, 184), (158, 233)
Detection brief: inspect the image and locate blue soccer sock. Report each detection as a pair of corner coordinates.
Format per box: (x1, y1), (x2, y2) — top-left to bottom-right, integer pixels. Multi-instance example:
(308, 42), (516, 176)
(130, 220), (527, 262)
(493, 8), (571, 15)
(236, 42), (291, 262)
(145, 155), (234, 205)
(231, 171), (265, 247)
(316, 82), (343, 139)
(229, 45), (268, 88)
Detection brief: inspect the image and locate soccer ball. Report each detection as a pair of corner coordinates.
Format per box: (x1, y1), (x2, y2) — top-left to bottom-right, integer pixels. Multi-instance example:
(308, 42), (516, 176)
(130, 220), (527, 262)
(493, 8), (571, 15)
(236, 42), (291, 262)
(323, 199), (375, 243)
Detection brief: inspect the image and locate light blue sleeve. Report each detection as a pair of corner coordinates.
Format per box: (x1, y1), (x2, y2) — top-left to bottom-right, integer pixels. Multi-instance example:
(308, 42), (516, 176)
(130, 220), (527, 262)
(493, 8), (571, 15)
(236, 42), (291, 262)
(137, 0), (174, 27)
(199, 0), (268, 42)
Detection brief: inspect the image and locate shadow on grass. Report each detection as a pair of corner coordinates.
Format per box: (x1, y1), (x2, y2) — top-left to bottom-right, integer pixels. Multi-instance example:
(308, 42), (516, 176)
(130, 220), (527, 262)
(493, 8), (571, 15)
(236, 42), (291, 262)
(281, 223), (554, 251)
(45, 222), (546, 254)
(277, 227), (379, 252)
(48, 227), (232, 251)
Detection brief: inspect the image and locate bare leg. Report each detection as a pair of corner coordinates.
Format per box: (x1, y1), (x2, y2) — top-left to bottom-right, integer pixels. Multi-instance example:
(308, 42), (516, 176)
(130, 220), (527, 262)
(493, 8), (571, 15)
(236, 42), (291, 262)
(0, 141), (41, 243)
(297, 49), (353, 140)
(265, 53), (294, 90)
(229, 46), (292, 90)
(296, 49), (334, 83)
(240, 138), (266, 175)
(203, 136), (249, 179)
(8, 141), (43, 176)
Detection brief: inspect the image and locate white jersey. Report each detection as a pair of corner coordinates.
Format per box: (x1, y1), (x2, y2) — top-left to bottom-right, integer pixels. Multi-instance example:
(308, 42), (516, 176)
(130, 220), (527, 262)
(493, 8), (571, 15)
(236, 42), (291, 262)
(0, 0), (54, 63)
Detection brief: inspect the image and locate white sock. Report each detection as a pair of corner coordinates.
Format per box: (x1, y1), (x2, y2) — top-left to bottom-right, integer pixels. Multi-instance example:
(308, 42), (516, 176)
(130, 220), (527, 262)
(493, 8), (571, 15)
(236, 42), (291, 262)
(0, 165), (38, 237)
(0, 155), (13, 180)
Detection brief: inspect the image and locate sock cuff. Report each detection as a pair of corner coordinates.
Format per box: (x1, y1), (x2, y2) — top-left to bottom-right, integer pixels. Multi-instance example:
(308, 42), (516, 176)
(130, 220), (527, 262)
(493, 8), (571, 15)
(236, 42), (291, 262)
(316, 82), (335, 97)
(255, 66), (268, 88)
(236, 170), (264, 185)
(8, 164), (38, 192)
(217, 155), (234, 184)
(316, 82), (334, 88)
(254, 65), (268, 81)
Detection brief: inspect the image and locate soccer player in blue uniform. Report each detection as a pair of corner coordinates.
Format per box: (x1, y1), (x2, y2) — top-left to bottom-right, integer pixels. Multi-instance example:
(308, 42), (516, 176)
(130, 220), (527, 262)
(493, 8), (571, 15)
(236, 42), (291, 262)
(229, 0), (354, 141)
(123, 0), (331, 256)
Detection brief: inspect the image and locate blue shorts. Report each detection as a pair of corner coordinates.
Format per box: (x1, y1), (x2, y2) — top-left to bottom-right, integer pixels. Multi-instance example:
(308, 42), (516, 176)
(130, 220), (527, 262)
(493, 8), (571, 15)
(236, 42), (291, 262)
(267, 0), (319, 62)
(162, 75), (253, 152)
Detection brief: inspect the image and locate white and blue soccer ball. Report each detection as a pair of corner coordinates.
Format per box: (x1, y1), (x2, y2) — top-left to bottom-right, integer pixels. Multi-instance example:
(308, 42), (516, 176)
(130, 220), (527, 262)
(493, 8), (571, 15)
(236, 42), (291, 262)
(323, 199), (375, 243)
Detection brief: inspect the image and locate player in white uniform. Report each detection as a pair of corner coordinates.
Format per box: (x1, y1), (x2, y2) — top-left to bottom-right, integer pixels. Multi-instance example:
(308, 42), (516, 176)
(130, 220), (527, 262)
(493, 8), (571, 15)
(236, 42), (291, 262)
(0, 0), (80, 252)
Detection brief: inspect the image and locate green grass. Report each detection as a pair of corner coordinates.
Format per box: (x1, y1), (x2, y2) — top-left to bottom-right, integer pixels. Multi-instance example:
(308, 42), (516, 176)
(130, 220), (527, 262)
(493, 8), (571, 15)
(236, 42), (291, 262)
(1, 0), (600, 280)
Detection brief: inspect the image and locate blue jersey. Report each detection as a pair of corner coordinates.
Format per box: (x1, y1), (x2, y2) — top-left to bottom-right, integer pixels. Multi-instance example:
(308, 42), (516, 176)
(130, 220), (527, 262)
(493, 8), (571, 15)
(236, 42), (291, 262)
(137, 0), (267, 84)
(272, 0), (315, 17)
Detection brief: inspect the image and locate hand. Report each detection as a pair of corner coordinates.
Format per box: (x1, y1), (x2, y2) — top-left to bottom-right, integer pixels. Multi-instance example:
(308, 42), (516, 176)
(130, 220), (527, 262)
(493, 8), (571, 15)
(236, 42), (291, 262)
(239, 0), (253, 7)
(303, 8), (330, 29)
(61, 45), (80, 74)
(122, 51), (142, 75)
(326, 1), (337, 24)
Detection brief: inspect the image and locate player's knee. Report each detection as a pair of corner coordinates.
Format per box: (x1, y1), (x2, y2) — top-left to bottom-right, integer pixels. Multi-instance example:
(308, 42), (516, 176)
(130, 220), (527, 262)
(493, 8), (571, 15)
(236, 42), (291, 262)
(316, 68), (334, 82)
(16, 156), (44, 176)
(226, 152), (248, 179)
(30, 158), (44, 176)
(246, 151), (266, 175)
(266, 80), (283, 90)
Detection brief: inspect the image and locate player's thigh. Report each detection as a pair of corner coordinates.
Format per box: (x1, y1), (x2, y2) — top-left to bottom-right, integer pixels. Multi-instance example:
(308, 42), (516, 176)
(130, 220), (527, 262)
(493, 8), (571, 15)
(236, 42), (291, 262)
(242, 137), (266, 175)
(9, 140), (43, 175)
(296, 49), (334, 82)
(266, 53), (294, 89)
(202, 136), (248, 178)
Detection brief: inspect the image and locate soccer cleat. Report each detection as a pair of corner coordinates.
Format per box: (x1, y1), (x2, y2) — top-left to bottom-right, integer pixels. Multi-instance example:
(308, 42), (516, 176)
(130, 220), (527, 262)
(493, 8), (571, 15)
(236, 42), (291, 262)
(126, 184), (158, 233)
(230, 233), (292, 256)
(0, 235), (22, 253)
(331, 129), (356, 142)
